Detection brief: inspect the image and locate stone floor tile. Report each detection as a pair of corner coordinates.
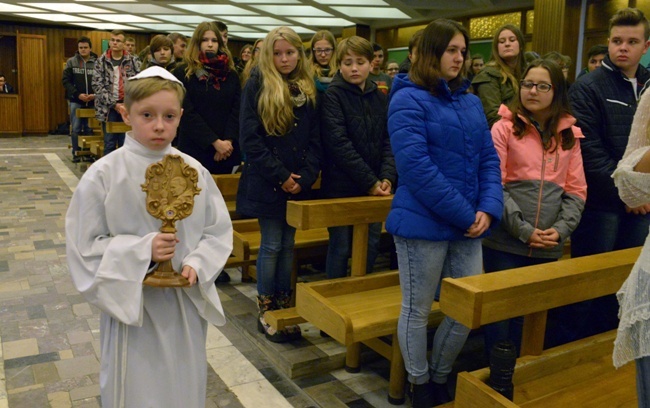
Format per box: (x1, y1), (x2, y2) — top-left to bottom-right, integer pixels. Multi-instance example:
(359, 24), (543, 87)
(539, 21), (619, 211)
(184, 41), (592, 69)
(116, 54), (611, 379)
(48, 391), (72, 408)
(2, 338), (39, 359)
(54, 355), (99, 379)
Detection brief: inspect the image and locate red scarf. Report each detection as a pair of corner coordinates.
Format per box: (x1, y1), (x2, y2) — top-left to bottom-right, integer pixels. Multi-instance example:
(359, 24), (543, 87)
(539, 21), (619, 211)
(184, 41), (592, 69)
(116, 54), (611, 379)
(198, 51), (230, 90)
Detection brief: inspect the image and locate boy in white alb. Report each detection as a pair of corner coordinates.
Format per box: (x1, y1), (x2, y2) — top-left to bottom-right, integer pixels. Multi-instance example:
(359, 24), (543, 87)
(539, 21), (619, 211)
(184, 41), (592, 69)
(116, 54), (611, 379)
(66, 66), (233, 407)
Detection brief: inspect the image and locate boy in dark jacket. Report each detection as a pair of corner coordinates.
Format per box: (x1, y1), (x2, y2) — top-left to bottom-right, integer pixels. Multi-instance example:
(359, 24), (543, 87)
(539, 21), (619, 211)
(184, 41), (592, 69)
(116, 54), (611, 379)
(320, 36), (396, 279)
(62, 36), (97, 162)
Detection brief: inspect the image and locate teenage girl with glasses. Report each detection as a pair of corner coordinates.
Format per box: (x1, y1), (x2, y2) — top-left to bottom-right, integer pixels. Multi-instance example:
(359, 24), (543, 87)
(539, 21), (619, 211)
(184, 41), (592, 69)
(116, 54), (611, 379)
(310, 30), (337, 93)
(482, 58), (587, 355)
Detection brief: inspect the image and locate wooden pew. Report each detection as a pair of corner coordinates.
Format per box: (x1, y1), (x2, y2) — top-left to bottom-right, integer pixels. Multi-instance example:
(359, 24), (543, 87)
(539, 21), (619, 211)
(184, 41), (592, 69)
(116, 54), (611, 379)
(105, 121), (131, 134)
(266, 195), (437, 404)
(297, 270), (445, 405)
(212, 174), (328, 282)
(440, 247), (641, 407)
(74, 108), (102, 159)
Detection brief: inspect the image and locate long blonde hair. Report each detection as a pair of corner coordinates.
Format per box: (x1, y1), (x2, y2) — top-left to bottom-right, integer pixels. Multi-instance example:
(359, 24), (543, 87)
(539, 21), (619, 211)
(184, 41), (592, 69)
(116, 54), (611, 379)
(310, 30), (337, 78)
(257, 27), (316, 136)
(183, 21), (235, 78)
(241, 38), (263, 87)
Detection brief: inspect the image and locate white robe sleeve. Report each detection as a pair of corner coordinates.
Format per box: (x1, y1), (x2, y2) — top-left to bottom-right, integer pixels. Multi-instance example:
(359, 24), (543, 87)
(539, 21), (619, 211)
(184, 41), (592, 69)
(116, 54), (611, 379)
(66, 175), (156, 326)
(181, 167), (233, 326)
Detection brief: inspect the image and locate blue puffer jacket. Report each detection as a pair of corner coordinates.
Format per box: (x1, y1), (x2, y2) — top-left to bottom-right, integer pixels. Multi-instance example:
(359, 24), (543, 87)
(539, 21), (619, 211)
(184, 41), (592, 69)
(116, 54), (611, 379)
(386, 73), (503, 241)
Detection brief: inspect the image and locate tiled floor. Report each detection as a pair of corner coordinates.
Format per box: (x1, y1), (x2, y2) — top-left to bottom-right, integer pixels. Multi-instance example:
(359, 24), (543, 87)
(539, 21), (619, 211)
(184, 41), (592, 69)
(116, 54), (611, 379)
(0, 135), (487, 408)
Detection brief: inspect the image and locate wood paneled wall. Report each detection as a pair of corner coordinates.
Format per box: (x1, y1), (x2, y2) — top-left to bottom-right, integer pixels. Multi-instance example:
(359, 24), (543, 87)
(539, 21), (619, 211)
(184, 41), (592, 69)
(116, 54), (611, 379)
(0, 95), (22, 135)
(1, 22), (151, 133)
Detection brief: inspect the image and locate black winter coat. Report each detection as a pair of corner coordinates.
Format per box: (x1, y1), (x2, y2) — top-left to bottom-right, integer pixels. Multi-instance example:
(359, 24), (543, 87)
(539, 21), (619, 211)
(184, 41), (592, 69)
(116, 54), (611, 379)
(569, 55), (650, 211)
(172, 64), (241, 175)
(320, 73), (395, 198)
(236, 70), (321, 219)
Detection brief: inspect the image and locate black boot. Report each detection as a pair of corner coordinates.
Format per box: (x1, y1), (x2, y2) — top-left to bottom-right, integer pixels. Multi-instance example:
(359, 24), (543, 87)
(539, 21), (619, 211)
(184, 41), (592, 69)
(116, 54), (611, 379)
(409, 381), (435, 408)
(432, 381), (452, 406)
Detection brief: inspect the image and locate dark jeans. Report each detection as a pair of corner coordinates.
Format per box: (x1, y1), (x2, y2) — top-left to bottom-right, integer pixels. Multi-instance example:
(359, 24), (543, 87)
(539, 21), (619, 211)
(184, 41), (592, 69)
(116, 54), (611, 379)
(325, 222), (382, 279)
(566, 208), (650, 343)
(256, 217), (296, 297)
(482, 246), (556, 356)
(102, 108), (125, 155)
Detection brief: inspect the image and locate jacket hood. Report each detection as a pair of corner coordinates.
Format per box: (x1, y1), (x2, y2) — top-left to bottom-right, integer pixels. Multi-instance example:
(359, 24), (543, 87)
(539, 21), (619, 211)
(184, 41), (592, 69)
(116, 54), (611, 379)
(390, 73), (470, 100)
(73, 51), (97, 61)
(497, 104), (584, 138)
(329, 71), (377, 95)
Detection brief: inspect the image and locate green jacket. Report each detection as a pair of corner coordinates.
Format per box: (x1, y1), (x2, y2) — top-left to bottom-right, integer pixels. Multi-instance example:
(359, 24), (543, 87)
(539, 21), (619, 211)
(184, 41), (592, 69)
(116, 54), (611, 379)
(472, 65), (515, 128)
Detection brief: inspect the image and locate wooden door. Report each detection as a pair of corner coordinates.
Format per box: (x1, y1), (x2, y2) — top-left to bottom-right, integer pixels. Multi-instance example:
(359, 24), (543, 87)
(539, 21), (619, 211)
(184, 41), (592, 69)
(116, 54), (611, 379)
(18, 33), (48, 134)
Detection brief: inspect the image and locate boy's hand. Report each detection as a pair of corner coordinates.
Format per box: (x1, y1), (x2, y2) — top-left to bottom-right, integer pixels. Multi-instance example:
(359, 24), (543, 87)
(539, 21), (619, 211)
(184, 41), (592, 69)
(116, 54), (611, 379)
(151, 233), (178, 263)
(369, 181), (390, 196)
(181, 265), (197, 286)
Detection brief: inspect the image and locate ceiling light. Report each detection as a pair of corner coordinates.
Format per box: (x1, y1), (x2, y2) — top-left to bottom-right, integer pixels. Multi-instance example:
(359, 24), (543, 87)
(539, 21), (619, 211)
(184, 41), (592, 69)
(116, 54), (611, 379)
(18, 2), (110, 13)
(83, 14), (159, 22)
(134, 23), (193, 31)
(16, 13), (97, 21)
(255, 25), (315, 34)
(289, 17), (354, 26)
(228, 32), (267, 39)
(172, 4), (253, 15)
(71, 22), (142, 29)
(0, 2), (42, 12)
(148, 15), (207, 24)
(331, 6), (410, 18)
(315, 0), (387, 4)
(251, 5), (331, 16)
(221, 16), (287, 25)
(98, 4), (177, 13)
(230, 0), (299, 3)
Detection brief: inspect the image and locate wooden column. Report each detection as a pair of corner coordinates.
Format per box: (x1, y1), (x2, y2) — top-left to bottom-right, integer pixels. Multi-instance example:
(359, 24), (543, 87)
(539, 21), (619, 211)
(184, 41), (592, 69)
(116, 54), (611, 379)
(342, 24), (370, 40)
(532, 0), (582, 77)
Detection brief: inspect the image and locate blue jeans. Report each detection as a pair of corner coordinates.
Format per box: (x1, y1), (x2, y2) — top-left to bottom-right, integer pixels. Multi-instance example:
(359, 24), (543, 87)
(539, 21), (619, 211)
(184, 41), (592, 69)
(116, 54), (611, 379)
(102, 108), (125, 155)
(482, 247), (556, 356)
(395, 236), (482, 384)
(638, 356), (650, 408)
(256, 217), (296, 297)
(569, 208), (650, 341)
(69, 101), (91, 156)
(325, 222), (382, 279)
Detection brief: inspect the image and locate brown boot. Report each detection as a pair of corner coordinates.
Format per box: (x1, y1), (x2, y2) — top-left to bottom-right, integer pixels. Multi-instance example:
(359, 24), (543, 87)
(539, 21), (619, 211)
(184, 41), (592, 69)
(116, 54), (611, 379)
(256, 295), (290, 343)
(276, 291), (301, 341)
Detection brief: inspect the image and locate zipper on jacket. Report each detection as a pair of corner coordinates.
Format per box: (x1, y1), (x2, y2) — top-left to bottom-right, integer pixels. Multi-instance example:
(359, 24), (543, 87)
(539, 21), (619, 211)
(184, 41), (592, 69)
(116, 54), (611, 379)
(530, 135), (547, 257)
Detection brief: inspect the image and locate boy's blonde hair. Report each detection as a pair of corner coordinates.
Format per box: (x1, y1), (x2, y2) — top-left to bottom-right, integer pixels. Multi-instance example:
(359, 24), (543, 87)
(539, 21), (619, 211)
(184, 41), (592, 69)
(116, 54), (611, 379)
(124, 77), (185, 110)
(336, 36), (373, 66)
(257, 27), (316, 136)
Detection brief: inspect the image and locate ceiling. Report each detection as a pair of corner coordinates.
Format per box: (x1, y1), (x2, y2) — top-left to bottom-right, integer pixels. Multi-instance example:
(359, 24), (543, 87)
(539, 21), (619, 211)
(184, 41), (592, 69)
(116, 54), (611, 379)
(0, 0), (533, 40)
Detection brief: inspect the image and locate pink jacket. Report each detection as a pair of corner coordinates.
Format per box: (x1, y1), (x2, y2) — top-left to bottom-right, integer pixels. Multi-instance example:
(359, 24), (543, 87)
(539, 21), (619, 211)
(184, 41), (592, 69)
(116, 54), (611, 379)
(482, 104), (587, 259)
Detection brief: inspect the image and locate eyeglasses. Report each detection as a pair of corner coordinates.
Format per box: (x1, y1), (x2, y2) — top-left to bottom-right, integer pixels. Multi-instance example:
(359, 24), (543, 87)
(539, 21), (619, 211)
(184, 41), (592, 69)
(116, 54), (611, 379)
(520, 80), (552, 93)
(313, 48), (333, 55)
(387, 67), (399, 72)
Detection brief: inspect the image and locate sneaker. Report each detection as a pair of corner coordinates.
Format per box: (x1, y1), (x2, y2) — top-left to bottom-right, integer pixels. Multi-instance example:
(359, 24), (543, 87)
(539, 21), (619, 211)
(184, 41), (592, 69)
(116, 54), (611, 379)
(72, 156), (81, 163)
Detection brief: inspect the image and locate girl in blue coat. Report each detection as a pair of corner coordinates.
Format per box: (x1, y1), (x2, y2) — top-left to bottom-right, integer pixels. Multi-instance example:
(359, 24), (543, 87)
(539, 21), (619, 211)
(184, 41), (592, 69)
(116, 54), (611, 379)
(387, 19), (503, 407)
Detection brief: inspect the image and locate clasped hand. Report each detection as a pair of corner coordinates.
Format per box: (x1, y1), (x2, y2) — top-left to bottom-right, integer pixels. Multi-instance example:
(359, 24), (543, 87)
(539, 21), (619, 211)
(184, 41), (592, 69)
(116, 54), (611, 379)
(213, 139), (233, 162)
(282, 173), (302, 194)
(465, 211), (492, 238)
(527, 228), (560, 249)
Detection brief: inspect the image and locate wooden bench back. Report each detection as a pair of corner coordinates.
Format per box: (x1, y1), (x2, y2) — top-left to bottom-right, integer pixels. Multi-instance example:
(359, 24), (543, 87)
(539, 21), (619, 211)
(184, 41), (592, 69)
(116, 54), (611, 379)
(440, 247), (640, 355)
(286, 196), (392, 276)
(212, 174), (240, 201)
(105, 121), (131, 134)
